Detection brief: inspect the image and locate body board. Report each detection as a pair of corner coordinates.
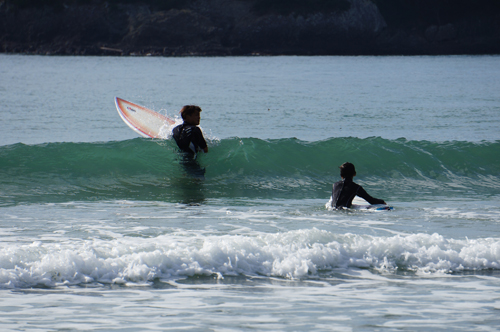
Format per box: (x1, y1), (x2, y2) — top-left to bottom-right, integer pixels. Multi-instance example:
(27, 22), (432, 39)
(115, 97), (176, 138)
(325, 197), (393, 211)
(351, 204), (393, 211)
(348, 197), (393, 211)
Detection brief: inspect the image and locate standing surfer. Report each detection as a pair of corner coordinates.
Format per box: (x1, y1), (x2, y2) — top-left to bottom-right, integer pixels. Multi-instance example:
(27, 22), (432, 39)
(172, 105), (208, 159)
(331, 162), (386, 209)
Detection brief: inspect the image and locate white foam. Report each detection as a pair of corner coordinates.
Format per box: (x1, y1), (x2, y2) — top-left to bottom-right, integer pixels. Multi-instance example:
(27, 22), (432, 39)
(1, 230), (499, 288)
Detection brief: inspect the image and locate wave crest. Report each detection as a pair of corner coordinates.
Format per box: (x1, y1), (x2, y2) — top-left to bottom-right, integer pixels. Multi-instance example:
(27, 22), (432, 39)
(1, 137), (499, 204)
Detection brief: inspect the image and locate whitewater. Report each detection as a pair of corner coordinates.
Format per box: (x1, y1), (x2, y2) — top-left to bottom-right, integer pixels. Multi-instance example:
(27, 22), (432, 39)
(1, 54), (500, 331)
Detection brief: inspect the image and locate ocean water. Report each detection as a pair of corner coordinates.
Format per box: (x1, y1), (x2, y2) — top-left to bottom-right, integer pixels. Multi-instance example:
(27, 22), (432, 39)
(1, 54), (500, 331)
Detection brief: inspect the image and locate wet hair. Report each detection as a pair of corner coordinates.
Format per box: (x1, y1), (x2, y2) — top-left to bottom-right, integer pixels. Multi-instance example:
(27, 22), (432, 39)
(339, 162), (356, 179)
(180, 105), (202, 120)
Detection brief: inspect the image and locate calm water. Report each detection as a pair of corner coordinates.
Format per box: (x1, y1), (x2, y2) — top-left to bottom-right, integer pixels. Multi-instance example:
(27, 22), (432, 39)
(1, 54), (500, 331)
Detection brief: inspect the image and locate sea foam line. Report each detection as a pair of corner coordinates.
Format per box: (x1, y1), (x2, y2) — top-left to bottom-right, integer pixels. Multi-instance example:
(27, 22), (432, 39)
(0, 230), (499, 288)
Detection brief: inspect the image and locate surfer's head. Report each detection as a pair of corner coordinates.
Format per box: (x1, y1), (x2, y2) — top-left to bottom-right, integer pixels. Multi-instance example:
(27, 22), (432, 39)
(180, 105), (202, 125)
(339, 162), (356, 179)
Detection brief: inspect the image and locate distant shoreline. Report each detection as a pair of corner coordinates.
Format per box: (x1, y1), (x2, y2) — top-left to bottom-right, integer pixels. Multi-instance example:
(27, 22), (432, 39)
(2, 0), (499, 56)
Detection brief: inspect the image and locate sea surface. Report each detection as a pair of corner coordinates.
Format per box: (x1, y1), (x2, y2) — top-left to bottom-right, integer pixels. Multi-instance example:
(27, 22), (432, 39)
(1, 54), (500, 331)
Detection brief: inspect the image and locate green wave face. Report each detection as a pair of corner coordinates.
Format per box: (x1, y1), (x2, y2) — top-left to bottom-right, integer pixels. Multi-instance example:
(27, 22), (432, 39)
(1, 137), (499, 205)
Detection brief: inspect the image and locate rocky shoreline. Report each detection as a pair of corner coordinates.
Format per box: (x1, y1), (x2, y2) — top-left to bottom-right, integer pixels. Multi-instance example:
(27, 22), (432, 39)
(1, 0), (499, 56)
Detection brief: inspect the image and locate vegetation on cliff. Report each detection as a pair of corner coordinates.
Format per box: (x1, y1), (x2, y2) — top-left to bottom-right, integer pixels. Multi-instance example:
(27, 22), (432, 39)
(1, 0), (499, 55)
(6, 0), (500, 17)
(372, 0), (500, 27)
(5, 0), (352, 14)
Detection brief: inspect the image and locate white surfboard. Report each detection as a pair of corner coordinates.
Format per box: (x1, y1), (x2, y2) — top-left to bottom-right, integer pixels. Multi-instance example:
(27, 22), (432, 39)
(325, 197), (393, 211)
(351, 204), (393, 211)
(115, 97), (176, 138)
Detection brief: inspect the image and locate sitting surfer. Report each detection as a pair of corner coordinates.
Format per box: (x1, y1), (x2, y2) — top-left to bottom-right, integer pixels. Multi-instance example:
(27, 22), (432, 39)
(331, 162), (386, 209)
(172, 105), (208, 159)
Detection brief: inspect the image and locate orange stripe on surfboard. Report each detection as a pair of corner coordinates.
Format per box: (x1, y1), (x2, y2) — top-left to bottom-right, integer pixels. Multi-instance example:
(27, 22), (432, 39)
(115, 97), (175, 138)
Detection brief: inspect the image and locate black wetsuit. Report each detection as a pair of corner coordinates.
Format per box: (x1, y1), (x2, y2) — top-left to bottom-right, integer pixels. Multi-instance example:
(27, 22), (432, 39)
(172, 123), (207, 158)
(332, 178), (385, 208)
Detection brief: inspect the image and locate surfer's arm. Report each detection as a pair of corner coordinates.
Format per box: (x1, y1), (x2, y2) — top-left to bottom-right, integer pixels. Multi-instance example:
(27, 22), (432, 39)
(192, 127), (208, 153)
(357, 186), (386, 205)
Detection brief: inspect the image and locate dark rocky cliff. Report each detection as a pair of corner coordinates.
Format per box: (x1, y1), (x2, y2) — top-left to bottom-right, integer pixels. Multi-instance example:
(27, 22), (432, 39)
(1, 0), (499, 55)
